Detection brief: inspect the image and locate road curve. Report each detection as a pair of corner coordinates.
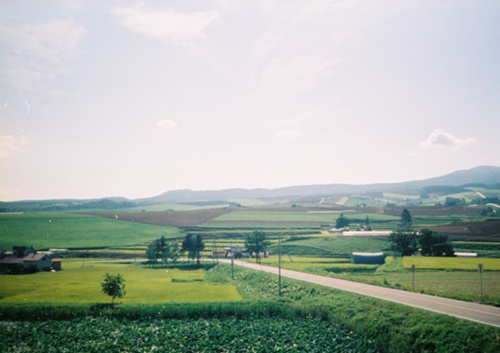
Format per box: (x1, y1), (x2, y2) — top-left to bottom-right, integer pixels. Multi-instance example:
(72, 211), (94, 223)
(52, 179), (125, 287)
(224, 260), (500, 328)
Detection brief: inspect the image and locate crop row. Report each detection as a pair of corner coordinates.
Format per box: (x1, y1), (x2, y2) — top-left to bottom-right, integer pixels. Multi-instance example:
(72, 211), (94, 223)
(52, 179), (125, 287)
(0, 316), (374, 353)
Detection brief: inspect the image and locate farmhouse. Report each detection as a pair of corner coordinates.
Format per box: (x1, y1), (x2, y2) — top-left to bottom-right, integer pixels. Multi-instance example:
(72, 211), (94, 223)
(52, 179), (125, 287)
(0, 246), (61, 274)
(22, 253), (53, 272)
(12, 245), (36, 257)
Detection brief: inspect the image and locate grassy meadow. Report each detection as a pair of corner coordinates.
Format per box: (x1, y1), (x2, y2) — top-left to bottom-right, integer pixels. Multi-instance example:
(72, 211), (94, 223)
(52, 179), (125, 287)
(244, 255), (500, 306)
(0, 261), (241, 304)
(0, 213), (181, 250)
(402, 256), (500, 270)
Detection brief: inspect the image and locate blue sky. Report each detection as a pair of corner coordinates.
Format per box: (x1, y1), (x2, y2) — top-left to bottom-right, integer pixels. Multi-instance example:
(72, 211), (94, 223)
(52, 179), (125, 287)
(1, 0), (499, 201)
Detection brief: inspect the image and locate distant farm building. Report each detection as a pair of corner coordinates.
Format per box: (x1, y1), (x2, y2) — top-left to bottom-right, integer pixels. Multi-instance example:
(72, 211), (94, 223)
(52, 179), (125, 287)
(343, 231), (392, 237)
(48, 248), (70, 257)
(223, 247), (251, 258)
(351, 252), (386, 265)
(454, 252), (477, 258)
(51, 258), (62, 271)
(23, 253), (53, 272)
(211, 250), (227, 258)
(0, 246), (62, 274)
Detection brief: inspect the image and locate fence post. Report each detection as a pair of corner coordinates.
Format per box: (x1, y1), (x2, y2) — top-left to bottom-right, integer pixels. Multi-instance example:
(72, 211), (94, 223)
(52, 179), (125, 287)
(231, 257), (234, 281)
(412, 264), (415, 291)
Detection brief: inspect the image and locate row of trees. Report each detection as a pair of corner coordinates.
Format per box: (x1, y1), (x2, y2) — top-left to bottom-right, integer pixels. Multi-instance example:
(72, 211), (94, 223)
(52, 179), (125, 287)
(146, 234), (206, 266)
(146, 231), (272, 266)
(389, 209), (454, 257)
(146, 236), (181, 266)
(335, 213), (372, 230)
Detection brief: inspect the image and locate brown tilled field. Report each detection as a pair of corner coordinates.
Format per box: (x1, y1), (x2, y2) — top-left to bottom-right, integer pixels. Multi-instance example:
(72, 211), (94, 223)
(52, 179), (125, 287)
(88, 209), (233, 228)
(382, 206), (481, 216)
(429, 219), (500, 241)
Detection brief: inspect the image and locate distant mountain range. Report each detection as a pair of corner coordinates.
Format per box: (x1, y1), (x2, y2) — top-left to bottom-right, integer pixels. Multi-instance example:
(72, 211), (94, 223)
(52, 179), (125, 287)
(143, 165), (500, 203)
(1, 165), (499, 212)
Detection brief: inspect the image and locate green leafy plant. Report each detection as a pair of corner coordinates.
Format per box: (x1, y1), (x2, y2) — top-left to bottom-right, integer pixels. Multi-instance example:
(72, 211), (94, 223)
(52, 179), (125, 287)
(101, 273), (126, 304)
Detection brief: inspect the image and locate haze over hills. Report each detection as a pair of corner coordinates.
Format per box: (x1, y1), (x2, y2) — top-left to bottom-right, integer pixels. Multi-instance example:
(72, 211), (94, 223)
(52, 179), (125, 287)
(145, 165), (500, 203)
(1, 166), (499, 212)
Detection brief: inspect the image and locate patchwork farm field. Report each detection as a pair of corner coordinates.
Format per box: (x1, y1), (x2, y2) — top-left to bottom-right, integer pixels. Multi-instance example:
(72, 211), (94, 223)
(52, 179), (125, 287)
(1, 263), (499, 353)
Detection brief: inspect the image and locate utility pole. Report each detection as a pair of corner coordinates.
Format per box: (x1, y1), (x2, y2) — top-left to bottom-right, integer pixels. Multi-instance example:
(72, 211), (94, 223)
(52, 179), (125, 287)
(231, 257), (234, 280)
(479, 263), (484, 302)
(412, 264), (415, 291)
(278, 234), (282, 297)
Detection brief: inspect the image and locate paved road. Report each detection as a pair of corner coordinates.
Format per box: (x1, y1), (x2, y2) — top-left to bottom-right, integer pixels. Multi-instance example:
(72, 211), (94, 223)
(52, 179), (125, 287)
(225, 260), (500, 328)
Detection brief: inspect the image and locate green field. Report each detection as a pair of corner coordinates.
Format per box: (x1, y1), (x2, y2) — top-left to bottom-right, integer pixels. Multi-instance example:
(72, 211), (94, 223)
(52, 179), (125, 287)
(206, 209), (400, 227)
(248, 256), (500, 306)
(0, 262), (241, 304)
(1, 262), (499, 352)
(270, 236), (390, 256)
(0, 213), (181, 249)
(402, 256), (500, 270)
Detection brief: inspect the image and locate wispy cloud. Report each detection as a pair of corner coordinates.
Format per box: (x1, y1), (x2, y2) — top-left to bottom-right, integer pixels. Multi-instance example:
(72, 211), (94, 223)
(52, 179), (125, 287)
(1, 18), (86, 93)
(156, 119), (178, 129)
(0, 135), (30, 159)
(113, 4), (220, 47)
(419, 129), (477, 151)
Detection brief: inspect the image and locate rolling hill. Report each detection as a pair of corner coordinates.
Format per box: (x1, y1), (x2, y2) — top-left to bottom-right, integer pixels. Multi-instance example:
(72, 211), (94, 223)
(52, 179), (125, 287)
(1, 165), (499, 212)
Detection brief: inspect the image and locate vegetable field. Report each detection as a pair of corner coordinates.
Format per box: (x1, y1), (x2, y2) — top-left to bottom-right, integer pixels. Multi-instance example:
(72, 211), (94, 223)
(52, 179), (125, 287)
(0, 316), (374, 353)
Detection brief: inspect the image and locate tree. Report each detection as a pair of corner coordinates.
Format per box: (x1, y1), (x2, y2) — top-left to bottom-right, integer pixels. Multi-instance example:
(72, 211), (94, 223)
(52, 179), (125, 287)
(245, 231), (270, 263)
(162, 242), (171, 265)
(169, 241), (181, 263)
(365, 216), (372, 230)
(101, 273), (126, 304)
(400, 209), (412, 227)
(444, 197), (465, 206)
(157, 235), (167, 261)
(418, 228), (434, 256)
(431, 233), (454, 256)
(418, 229), (454, 256)
(146, 241), (158, 266)
(388, 227), (418, 257)
(335, 213), (350, 229)
(182, 234), (205, 265)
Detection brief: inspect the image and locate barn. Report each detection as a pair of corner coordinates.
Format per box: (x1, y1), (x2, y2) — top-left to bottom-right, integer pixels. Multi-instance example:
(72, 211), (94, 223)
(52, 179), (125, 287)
(23, 253), (53, 272)
(351, 252), (386, 265)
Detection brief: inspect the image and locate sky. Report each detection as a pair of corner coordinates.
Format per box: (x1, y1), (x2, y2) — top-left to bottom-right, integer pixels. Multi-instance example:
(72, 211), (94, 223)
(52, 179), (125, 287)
(1, 0), (499, 201)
